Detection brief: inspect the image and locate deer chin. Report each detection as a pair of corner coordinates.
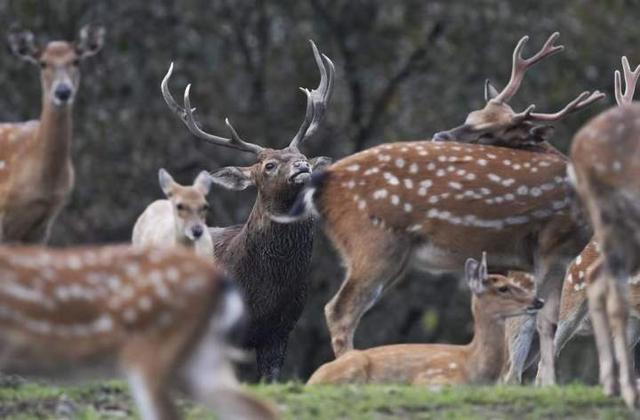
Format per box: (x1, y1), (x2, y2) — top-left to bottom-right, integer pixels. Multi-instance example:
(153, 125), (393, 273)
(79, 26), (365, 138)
(289, 171), (311, 184)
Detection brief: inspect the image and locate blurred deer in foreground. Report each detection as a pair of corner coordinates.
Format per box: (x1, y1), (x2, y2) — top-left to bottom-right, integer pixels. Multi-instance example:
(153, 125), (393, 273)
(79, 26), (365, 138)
(0, 245), (276, 420)
(162, 40), (334, 380)
(433, 32), (604, 152)
(0, 26), (105, 243)
(568, 56), (640, 408)
(281, 35), (590, 387)
(308, 254), (543, 385)
(431, 33), (605, 385)
(132, 169), (214, 258)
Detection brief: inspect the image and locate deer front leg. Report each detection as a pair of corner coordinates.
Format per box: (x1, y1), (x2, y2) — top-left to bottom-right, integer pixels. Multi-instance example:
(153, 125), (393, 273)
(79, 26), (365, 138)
(607, 275), (639, 409)
(256, 335), (288, 382)
(126, 368), (178, 420)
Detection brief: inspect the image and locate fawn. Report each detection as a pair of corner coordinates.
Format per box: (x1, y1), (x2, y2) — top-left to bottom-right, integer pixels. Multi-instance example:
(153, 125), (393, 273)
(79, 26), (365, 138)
(132, 169), (213, 258)
(308, 254), (542, 385)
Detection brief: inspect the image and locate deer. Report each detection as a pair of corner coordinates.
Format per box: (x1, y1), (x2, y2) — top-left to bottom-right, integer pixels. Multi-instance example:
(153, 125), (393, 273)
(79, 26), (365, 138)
(132, 169), (214, 258)
(568, 55), (640, 408)
(0, 25), (105, 244)
(432, 32), (604, 153)
(307, 253), (543, 385)
(161, 40), (334, 380)
(0, 244), (276, 420)
(280, 36), (591, 387)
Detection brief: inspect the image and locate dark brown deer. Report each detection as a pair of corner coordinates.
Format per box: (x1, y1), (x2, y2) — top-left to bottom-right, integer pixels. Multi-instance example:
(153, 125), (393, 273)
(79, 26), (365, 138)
(432, 33), (604, 152)
(281, 38), (592, 387)
(569, 56), (640, 408)
(0, 26), (105, 243)
(162, 40), (334, 380)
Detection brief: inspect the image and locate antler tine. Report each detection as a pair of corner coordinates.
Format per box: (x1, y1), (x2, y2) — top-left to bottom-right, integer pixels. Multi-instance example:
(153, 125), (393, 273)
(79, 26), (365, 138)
(529, 90), (606, 122)
(493, 32), (564, 104)
(182, 84), (264, 154)
(289, 40), (335, 151)
(615, 56), (640, 106)
(161, 62), (263, 154)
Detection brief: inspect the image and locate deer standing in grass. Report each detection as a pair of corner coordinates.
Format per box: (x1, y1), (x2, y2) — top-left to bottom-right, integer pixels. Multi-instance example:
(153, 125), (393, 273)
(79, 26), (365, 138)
(283, 33), (592, 387)
(569, 56), (640, 408)
(132, 169), (214, 258)
(162, 40), (334, 380)
(0, 245), (276, 420)
(308, 253), (543, 385)
(0, 26), (105, 243)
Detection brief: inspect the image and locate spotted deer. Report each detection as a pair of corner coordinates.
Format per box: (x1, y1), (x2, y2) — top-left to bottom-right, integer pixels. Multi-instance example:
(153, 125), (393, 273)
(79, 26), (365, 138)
(282, 44), (591, 388)
(132, 169), (214, 258)
(0, 26), (105, 243)
(307, 254), (543, 385)
(433, 33), (604, 152)
(0, 245), (276, 420)
(568, 56), (640, 408)
(162, 40), (334, 380)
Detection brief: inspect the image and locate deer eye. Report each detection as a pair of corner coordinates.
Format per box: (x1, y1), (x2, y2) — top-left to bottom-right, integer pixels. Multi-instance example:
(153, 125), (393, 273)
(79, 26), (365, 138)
(176, 203), (185, 211)
(264, 162), (277, 171)
(498, 286), (509, 293)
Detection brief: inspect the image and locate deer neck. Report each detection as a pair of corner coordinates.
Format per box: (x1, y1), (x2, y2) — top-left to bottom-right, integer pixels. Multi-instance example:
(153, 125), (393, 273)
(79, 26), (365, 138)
(464, 297), (507, 383)
(34, 98), (73, 183)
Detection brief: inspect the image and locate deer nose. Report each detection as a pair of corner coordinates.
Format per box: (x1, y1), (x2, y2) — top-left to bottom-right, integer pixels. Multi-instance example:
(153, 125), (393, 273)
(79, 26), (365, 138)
(432, 131), (452, 142)
(529, 298), (544, 310)
(54, 85), (73, 102)
(191, 225), (204, 239)
(294, 161), (310, 171)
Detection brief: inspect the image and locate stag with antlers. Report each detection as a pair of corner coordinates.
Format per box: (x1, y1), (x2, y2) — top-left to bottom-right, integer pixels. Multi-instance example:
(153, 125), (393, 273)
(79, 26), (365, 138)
(569, 56), (640, 408)
(433, 33), (604, 152)
(0, 26), (105, 243)
(162, 40), (334, 380)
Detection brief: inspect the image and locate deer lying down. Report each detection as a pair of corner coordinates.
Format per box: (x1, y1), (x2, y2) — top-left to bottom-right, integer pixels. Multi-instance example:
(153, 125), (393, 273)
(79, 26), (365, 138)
(132, 169), (213, 258)
(307, 254), (543, 385)
(0, 245), (275, 420)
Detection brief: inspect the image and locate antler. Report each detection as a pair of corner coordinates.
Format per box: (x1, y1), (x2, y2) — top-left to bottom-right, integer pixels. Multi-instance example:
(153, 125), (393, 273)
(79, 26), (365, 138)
(492, 32), (564, 104)
(161, 62), (264, 154)
(527, 90), (606, 122)
(614, 56), (640, 106)
(289, 40), (335, 151)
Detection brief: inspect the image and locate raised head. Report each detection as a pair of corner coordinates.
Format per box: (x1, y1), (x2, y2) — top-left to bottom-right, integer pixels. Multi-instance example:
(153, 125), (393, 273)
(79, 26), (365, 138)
(162, 40), (334, 214)
(8, 24), (105, 107)
(159, 168), (212, 241)
(433, 33), (604, 149)
(466, 253), (543, 318)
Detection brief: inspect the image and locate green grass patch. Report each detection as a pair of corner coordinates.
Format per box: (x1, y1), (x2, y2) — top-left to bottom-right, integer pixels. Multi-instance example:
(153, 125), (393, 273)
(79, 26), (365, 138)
(0, 380), (633, 419)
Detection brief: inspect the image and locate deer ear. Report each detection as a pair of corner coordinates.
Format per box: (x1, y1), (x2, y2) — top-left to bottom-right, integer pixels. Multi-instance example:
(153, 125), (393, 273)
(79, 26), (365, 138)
(210, 166), (254, 191)
(465, 256), (485, 294)
(7, 29), (39, 64)
(158, 168), (176, 196)
(310, 156), (332, 171)
(484, 79), (500, 102)
(76, 24), (105, 59)
(193, 170), (213, 195)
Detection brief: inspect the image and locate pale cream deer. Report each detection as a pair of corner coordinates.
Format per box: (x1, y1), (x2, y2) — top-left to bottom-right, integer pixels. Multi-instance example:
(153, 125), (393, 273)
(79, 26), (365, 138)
(0, 244), (275, 420)
(282, 37), (590, 388)
(0, 26), (105, 243)
(132, 169), (213, 258)
(569, 56), (640, 408)
(307, 253), (543, 385)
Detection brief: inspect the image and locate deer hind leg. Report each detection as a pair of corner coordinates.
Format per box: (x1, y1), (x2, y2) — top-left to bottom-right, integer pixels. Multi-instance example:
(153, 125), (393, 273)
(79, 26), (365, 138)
(324, 230), (411, 358)
(125, 367), (178, 420)
(607, 274), (639, 408)
(587, 272), (617, 396)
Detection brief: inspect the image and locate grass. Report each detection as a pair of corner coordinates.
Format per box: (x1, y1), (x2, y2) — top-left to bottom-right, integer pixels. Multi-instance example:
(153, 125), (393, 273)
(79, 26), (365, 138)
(0, 380), (633, 419)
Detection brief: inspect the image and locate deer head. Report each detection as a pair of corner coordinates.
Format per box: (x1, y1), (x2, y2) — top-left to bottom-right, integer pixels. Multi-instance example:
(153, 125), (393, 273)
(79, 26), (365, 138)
(8, 25), (105, 108)
(466, 253), (543, 319)
(162, 40), (334, 214)
(158, 169), (213, 242)
(433, 33), (604, 150)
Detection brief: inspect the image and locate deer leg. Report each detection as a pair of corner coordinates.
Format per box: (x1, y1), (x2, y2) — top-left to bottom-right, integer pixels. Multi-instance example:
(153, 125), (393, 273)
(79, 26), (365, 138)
(503, 314), (537, 384)
(126, 368), (178, 420)
(607, 275), (639, 408)
(325, 239), (411, 358)
(587, 273), (617, 396)
(554, 299), (589, 358)
(255, 335), (288, 382)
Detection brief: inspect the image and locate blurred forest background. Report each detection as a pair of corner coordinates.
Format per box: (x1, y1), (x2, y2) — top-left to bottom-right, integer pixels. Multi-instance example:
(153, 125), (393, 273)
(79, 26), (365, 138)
(0, 0), (637, 382)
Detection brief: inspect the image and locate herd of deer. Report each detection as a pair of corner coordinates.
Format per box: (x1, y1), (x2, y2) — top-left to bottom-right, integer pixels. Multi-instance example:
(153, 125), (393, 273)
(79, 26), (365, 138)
(0, 23), (638, 419)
